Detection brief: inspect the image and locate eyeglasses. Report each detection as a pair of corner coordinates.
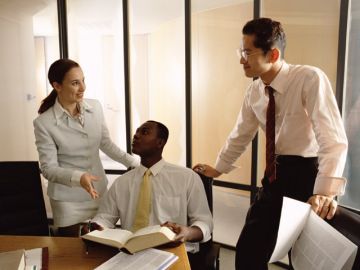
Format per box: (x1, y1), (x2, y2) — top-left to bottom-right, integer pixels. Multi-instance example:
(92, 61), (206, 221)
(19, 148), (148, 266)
(236, 48), (263, 61)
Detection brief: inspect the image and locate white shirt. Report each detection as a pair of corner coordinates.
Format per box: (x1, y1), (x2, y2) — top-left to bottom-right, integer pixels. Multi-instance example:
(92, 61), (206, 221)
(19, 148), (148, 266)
(215, 62), (348, 196)
(93, 159), (213, 252)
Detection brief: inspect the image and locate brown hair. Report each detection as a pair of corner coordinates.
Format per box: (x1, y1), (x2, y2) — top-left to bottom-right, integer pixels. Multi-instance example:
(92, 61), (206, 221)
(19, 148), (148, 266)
(38, 59), (80, 114)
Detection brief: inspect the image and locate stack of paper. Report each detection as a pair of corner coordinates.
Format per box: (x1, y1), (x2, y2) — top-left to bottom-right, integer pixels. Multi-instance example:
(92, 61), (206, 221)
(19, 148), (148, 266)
(95, 248), (178, 270)
(0, 247), (48, 270)
(0, 249), (25, 270)
(270, 197), (358, 270)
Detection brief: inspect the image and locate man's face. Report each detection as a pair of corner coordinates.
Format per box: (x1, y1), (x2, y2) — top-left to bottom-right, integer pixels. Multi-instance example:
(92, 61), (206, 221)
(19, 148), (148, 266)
(131, 121), (162, 156)
(240, 34), (272, 78)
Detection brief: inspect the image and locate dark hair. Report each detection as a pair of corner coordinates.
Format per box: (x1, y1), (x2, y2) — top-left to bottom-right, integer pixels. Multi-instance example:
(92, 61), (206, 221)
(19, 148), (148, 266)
(147, 120), (169, 144)
(242, 18), (286, 59)
(38, 59), (80, 114)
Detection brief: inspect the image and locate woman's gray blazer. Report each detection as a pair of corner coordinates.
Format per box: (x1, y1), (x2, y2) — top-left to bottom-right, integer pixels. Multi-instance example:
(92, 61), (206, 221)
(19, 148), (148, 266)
(33, 99), (137, 202)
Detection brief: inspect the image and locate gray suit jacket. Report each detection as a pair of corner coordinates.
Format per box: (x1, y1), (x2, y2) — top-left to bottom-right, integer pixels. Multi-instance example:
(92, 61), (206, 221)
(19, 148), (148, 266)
(33, 99), (137, 202)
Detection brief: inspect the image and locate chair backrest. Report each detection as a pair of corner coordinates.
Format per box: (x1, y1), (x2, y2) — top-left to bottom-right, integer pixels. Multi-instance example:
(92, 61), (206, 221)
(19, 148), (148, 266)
(0, 161), (49, 236)
(328, 206), (360, 269)
(197, 173), (214, 214)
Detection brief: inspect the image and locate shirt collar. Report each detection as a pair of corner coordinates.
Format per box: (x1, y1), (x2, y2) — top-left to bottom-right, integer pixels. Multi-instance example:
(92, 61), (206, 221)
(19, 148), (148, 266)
(139, 159), (165, 176)
(54, 98), (93, 121)
(260, 61), (290, 95)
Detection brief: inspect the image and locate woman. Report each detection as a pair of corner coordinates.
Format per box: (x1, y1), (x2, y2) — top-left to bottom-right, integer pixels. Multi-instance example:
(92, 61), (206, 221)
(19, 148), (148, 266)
(34, 59), (138, 236)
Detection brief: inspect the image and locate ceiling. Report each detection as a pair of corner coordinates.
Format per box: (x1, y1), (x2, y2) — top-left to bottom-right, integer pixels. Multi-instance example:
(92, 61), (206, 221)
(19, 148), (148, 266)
(0, 0), (249, 34)
(1, 0), (342, 35)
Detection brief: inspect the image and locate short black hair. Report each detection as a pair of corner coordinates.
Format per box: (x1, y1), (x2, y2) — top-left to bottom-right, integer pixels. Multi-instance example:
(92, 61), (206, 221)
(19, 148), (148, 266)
(242, 17), (286, 59)
(147, 120), (169, 144)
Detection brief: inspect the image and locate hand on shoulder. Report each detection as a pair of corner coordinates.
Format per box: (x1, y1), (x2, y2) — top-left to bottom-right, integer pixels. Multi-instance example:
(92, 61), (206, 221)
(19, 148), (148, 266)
(193, 164), (221, 178)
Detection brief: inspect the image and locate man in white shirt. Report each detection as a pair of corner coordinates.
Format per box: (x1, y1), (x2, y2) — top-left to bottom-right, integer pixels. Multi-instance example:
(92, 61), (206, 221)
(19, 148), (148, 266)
(194, 18), (348, 270)
(90, 120), (213, 268)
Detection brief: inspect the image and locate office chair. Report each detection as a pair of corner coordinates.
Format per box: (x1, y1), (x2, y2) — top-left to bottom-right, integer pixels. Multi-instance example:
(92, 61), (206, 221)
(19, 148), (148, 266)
(327, 206), (360, 269)
(0, 161), (49, 236)
(188, 173), (220, 270)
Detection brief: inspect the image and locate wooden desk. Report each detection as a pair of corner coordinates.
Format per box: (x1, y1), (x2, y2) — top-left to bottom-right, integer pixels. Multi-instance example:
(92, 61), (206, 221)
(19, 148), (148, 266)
(0, 235), (190, 270)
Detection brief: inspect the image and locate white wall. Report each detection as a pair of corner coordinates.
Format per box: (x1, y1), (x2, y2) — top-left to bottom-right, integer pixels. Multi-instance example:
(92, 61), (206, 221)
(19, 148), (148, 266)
(0, 14), (39, 161)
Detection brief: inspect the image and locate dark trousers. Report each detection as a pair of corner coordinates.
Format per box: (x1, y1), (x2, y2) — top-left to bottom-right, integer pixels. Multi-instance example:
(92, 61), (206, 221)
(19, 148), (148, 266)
(188, 240), (216, 270)
(235, 155), (318, 270)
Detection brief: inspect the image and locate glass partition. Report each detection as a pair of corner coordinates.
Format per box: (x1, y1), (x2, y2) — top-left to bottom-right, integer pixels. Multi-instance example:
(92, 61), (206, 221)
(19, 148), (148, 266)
(341, 0), (360, 210)
(191, 0), (254, 184)
(129, 0), (186, 165)
(191, 0), (254, 246)
(67, 0), (129, 169)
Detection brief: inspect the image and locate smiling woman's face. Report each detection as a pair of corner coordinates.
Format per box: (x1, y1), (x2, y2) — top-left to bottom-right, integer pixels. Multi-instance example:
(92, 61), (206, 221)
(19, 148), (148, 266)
(54, 67), (86, 106)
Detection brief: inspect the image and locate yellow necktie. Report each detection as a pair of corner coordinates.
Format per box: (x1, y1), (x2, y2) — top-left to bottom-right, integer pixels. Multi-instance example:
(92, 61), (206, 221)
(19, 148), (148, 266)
(132, 169), (152, 232)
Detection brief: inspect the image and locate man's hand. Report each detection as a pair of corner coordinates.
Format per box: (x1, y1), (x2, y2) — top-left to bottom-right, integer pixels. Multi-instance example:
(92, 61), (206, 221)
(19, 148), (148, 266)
(80, 173), (100, 199)
(161, 221), (203, 243)
(193, 164), (221, 178)
(80, 222), (104, 235)
(307, 194), (337, 220)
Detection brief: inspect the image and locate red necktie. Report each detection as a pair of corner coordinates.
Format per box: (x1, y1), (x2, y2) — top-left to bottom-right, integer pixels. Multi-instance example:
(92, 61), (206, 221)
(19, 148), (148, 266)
(265, 86), (276, 183)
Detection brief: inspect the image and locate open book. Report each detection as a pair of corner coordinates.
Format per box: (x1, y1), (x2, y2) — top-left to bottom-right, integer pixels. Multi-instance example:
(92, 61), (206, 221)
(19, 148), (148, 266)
(81, 225), (176, 254)
(94, 248), (178, 270)
(270, 197), (358, 270)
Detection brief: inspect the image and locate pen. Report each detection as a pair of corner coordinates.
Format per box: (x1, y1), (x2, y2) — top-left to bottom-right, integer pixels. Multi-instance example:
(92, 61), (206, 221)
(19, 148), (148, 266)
(85, 220), (91, 255)
(88, 220), (92, 233)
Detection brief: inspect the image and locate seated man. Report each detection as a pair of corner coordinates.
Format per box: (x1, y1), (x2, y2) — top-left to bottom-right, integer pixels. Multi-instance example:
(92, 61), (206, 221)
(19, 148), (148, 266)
(90, 120), (213, 266)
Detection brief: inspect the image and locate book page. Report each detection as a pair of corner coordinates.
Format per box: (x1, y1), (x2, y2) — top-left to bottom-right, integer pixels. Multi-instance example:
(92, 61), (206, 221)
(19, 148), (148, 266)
(82, 229), (133, 248)
(131, 225), (175, 240)
(291, 211), (358, 270)
(269, 197), (311, 263)
(94, 248), (178, 270)
(124, 225), (176, 253)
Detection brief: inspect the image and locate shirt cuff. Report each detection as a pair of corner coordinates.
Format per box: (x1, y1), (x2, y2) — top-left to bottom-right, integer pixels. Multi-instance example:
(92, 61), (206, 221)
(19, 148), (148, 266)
(71, 170), (85, 187)
(215, 157), (237, 174)
(191, 221), (211, 243)
(185, 242), (200, 253)
(313, 175), (347, 196)
(130, 157), (140, 168)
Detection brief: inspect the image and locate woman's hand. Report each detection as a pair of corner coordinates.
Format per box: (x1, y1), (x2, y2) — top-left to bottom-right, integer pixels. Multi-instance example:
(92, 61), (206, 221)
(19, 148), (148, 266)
(80, 173), (100, 199)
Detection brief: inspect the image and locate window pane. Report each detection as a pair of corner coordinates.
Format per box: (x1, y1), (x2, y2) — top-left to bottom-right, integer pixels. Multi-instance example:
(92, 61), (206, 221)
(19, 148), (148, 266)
(192, 1), (254, 184)
(129, 0), (186, 165)
(191, 0), (253, 247)
(67, 0), (129, 169)
(260, 0), (341, 186)
(0, 0), (59, 161)
(341, 0), (360, 210)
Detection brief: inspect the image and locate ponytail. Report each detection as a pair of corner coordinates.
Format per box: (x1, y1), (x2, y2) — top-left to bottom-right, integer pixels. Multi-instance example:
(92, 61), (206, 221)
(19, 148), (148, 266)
(38, 58), (80, 114)
(38, 89), (57, 114)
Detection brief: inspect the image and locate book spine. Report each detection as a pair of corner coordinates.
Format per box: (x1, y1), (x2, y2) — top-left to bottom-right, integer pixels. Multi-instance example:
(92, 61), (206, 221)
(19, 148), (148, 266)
(42, 247), (49, 270)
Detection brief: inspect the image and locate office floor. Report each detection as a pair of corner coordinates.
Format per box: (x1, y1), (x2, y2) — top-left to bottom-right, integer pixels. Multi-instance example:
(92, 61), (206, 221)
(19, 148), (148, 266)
(219, 247), (286, 270)
(213, 187), (288, 270)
